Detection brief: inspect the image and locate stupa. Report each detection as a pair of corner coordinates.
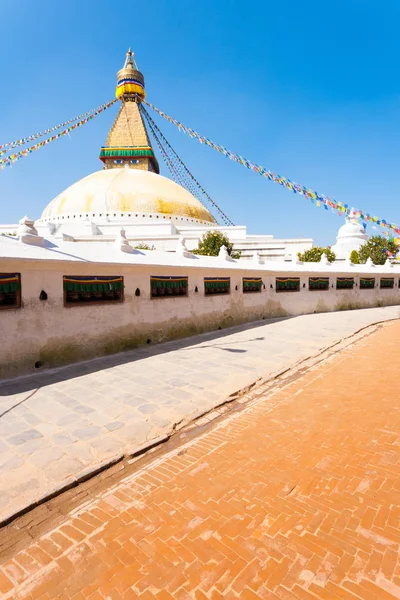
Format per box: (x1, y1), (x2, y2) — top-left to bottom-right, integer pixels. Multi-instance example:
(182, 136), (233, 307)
(40, 49), (215, 227)
(331, 208), (368, 259)
(0, 50), (313, 260)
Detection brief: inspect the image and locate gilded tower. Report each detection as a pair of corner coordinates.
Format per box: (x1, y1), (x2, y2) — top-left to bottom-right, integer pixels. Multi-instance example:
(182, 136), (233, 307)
(99, 49), (159, 173)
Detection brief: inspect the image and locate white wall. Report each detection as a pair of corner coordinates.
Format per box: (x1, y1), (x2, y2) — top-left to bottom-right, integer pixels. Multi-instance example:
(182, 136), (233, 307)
(1, 219), (313, 261)
(1, 256), (399, 378)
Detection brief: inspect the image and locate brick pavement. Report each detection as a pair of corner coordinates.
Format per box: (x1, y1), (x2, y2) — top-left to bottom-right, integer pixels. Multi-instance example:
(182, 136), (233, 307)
(1, 319), (400, 599)
(0, 306), (399, 523)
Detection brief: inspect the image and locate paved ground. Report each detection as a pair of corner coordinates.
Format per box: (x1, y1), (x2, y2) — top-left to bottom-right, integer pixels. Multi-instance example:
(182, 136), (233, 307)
(2, 317), (400, 599)
(0, 306), (399, 523)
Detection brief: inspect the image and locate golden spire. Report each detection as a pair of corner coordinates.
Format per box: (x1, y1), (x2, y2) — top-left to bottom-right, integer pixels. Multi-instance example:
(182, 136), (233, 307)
(99, 49), (159, 172)
(115, 48), (145, 101)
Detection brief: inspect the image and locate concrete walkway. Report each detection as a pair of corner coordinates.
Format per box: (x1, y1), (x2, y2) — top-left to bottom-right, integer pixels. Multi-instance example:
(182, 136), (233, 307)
(2, 317), (400, 599)
(0, 306), (399, 522)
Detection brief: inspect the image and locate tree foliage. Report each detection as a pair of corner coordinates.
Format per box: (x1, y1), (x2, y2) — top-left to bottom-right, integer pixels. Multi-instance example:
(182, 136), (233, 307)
(193, 231), (241, 259)
(297, 246), (336, 263)
(349, 250), (360, 264)
(134, 243), (153, 250)
(357, 235), (398, 265)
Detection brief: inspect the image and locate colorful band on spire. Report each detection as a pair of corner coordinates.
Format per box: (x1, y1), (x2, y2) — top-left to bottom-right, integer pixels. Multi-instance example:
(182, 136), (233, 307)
(116, 79), (146, 99)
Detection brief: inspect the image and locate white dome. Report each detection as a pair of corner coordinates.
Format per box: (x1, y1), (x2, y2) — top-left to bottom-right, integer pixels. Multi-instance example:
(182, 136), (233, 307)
(331, 215), (368, 259)
(336, 220), (366, 239)
(39, 168), (215, 225)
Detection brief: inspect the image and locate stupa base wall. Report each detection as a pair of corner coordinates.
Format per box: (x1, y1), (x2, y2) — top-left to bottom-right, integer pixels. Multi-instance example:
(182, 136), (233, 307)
(1, 259), (399, 379)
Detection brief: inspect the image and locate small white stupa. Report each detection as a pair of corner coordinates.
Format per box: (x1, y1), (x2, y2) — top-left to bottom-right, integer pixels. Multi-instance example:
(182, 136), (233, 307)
(331, 208), (368, 260)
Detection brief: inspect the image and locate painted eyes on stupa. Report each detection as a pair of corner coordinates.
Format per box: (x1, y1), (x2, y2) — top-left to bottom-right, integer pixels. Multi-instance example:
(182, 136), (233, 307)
(113, 159), (139, 165)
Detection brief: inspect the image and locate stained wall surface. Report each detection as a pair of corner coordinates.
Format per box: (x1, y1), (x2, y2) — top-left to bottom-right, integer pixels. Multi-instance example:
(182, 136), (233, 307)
(1, 254), (399, 378)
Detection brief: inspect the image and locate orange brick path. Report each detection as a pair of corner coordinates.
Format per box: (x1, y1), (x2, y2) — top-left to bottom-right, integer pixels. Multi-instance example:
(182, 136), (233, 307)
(2, 321), (400, 599)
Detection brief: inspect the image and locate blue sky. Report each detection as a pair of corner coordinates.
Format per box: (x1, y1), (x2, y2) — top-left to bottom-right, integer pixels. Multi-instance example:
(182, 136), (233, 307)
(1, 0), (400, 245)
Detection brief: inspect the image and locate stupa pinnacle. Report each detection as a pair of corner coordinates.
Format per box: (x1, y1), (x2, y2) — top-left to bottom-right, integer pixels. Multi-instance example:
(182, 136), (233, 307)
(115, 48), (145, 100)
(99, 49), (159, 173)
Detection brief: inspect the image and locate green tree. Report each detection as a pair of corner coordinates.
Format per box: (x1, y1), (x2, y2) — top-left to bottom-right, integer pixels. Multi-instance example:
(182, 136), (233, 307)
(297, 246), (336, 263)
(134, 243), (153, 250)
(349, 250), (360, 264)
(193, 231), (241, 259)
(358, 235), (398, 265)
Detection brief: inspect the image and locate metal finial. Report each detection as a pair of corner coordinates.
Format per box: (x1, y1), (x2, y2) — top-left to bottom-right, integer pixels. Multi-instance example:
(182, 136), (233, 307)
(115, 48), (145, 101)
(124, 48), (138, 70)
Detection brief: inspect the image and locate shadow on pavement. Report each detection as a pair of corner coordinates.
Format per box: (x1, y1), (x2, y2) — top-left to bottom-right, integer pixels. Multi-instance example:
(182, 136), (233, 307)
(0, 315), (293, 398)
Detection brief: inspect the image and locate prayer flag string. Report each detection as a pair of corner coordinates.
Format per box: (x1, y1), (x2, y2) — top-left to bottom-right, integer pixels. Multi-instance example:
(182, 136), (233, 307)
(0, 99), (119, 157)
(143, 100), (400, 236)
(0, 99), (118, 169)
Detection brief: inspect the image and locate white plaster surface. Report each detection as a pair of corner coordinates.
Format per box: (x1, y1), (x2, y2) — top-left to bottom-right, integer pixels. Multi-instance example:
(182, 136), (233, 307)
(1, 233), (400, 378)
(331, 215), (368, 259)
(0, 214), (313, 259)
(0, 305), (398, 521)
